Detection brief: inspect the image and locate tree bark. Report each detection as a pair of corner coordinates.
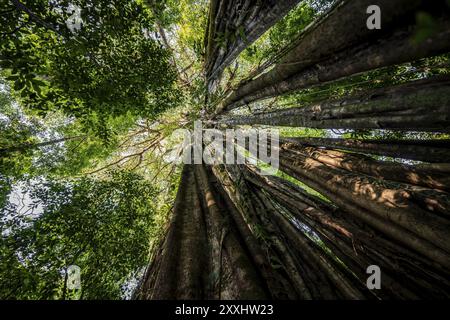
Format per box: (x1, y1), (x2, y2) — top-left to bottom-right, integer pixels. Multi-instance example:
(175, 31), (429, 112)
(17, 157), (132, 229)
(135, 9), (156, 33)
(218, 6), (450, 112)
(275, 147), (450, 268)
(204, 0), (301, 82)
(143, 165), (207, 299)
(141, 164), (270, 299)
(220, 0), (433, 109)
(220, 76), (450, 132)
(242, 165), (449, 298)
(211, 164), (298, 299)
(212, 164), (303, 299)
(278, 139), (450, 192)
(194, 164), (268, 299)
(282, 137), (450, 163)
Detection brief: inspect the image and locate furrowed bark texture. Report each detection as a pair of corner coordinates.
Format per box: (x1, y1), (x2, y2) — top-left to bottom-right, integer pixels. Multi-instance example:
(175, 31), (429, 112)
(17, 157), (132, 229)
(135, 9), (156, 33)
(140, 165), (207, 299)
(240, 137), (450, 268)
(285, 141), (450, 192)
(241, 165), (450, 298)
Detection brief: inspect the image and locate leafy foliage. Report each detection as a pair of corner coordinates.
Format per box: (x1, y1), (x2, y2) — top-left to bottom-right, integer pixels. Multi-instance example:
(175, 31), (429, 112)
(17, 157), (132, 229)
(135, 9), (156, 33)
(0, 171), (157, 299)
(1, 0), (180, 136)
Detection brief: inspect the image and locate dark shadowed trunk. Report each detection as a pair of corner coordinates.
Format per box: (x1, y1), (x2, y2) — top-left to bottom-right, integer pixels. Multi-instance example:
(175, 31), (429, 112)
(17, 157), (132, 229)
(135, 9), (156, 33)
(220, 0), (429, 108)
(204, 0), (301, 82)
(141, 165), (207, 299)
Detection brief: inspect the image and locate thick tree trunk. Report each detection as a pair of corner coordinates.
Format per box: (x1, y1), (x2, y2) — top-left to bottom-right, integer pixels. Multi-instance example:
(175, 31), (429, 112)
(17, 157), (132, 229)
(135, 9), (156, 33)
(282, 137), (450, 163)
(140, 164), (269, 299)
(138, 161), (450, 299)
(218, 4), (450, 112)
(220, 0), (433, 108)
(219, 163), (450, 298)
(204, 0), (301, 82)
(274, 144), (450, 268)
(242, 165), (450, 298)
(220, 164), (344, 299)
(194, 164), (268, 299)
(220, 76), (450, 132)
(142, 165), (207, 299)
(283, 142), (450, 216)
(277, 139), (450, 191)
(254, 187), (367, 299)
(210, 165), (296, 299)
(211, 164), (304, 299)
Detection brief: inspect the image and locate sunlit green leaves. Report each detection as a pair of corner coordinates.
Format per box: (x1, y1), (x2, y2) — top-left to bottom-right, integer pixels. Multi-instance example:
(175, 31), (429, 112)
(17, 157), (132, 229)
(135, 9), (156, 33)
(1, 0), (181, 137)
(0, 171), (157, 299)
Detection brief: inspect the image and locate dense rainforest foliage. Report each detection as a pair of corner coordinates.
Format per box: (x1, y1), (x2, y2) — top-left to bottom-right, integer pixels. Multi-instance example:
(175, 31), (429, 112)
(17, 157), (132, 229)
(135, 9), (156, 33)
(1, 0), (450, 300)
